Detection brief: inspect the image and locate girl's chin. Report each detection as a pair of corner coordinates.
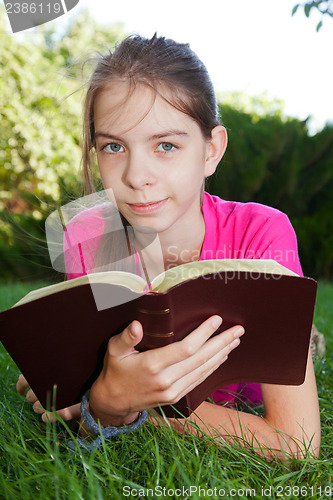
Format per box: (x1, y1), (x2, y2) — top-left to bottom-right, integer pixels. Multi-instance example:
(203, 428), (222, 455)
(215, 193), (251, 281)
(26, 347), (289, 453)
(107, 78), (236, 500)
(124, 215), (172, 236)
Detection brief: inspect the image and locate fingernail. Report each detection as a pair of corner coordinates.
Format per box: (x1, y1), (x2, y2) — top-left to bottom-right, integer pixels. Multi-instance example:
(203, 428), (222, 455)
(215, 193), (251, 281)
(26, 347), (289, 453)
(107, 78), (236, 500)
(230, 338), (241, 349)
(129, 322), (136, 339)
(233, 327), (245, 339)
(212, 316), (222, 329)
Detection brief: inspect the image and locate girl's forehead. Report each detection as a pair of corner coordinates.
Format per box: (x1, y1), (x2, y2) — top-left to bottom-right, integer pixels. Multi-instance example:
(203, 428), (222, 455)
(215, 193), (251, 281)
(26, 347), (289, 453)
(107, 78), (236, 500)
(93, 80), (198, 137)
(94, 82), (154, 130)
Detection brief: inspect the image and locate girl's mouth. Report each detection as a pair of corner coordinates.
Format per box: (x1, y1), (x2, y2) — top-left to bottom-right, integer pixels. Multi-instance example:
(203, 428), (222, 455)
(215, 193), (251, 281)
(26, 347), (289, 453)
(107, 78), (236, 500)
(127, 198), (168, 214)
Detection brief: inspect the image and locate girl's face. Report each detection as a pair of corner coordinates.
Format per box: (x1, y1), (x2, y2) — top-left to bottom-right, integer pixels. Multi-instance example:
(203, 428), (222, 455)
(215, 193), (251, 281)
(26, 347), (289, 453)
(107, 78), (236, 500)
(94, 81), (225, 240)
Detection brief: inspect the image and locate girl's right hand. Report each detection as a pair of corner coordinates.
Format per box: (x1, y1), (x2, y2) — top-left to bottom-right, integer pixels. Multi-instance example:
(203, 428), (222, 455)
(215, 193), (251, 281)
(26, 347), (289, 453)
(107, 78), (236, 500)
(16, 374), (81, 422)
(88, 316), (244, 427)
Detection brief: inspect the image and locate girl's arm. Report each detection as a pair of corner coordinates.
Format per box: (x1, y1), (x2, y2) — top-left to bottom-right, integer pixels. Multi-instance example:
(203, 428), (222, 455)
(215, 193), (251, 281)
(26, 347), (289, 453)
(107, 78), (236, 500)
(85, 320), (321, 461)
(161, 348), (321, 460)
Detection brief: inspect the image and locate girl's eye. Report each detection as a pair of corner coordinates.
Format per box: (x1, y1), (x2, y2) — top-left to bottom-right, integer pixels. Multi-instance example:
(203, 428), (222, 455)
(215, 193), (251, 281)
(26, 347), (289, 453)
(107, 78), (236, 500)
(104, 143), (124, 153)
(157, 142), (175, 152)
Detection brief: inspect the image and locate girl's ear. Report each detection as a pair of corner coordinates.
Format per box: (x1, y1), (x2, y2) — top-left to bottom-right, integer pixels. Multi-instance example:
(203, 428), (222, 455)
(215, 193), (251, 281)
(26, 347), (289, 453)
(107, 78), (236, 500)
(204, 126), (228, 177)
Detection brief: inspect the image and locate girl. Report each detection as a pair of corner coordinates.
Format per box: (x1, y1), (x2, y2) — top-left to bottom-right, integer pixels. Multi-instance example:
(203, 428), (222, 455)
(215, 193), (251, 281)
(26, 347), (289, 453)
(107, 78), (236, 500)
(17, 34), (320, 459)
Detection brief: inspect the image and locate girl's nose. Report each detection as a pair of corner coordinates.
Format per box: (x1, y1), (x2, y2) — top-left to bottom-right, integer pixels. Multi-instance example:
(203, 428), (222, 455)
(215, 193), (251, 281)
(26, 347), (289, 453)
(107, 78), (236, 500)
(123, 152), (156, 190)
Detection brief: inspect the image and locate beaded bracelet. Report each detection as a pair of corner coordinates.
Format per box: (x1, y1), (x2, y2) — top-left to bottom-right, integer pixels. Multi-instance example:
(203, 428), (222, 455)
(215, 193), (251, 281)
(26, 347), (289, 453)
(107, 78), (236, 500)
(68, 389), (148, 453)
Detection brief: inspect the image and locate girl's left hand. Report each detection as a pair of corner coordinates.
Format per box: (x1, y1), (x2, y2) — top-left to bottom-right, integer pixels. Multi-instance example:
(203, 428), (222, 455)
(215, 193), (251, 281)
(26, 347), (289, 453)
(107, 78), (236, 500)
(16, 374), (81, 422)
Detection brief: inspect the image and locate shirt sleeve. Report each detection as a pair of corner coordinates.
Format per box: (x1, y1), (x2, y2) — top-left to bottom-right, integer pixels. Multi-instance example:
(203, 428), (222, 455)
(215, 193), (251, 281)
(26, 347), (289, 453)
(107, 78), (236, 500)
(64, 223), (91, 280)
(250, 211), (303, 276)
(64, 210), (106, 281)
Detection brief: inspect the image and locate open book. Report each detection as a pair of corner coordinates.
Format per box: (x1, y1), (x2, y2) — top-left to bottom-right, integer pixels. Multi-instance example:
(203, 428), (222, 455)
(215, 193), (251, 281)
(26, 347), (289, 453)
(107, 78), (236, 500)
(0, 259), (317, 417)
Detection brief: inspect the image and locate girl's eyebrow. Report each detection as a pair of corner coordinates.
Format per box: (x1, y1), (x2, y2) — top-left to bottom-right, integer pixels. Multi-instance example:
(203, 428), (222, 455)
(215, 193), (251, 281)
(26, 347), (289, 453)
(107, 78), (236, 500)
(148, 130), (189, 141)
(94, 130), (189, 142)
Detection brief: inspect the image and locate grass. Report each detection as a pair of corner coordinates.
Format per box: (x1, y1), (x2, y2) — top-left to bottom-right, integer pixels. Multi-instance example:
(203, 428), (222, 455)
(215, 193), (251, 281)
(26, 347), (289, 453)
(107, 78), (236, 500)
(0, 281), (332, 499)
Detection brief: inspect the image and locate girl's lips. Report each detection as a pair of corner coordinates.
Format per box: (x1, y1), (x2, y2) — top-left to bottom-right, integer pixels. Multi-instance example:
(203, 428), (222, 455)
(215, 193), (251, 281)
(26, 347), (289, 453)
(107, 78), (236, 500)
(127, 198), (168, 214)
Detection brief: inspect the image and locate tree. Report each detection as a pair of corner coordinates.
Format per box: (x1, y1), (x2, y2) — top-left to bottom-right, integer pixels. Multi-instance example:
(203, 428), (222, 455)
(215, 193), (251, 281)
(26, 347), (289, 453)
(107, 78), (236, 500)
(0, 7), (124, 280)
(208, 105), (333, 278)
(1, 7), (332, 280)
(292, 0), (333, 31)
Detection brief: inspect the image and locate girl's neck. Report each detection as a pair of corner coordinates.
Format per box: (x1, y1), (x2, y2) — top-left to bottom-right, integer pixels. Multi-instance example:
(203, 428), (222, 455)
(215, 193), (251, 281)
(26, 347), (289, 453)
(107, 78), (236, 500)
(133, 202), (206, 279)
(161, 213), (206, 269)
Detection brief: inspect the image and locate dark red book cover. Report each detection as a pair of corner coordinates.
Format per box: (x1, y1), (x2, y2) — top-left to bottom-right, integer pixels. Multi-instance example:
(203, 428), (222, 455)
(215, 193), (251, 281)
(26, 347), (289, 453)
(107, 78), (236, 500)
(0, 271), (317, 417)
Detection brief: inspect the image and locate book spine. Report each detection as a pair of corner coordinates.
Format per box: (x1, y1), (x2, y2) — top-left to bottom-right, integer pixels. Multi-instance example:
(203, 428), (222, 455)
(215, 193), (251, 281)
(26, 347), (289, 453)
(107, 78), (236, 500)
(135, 293), (174, 351)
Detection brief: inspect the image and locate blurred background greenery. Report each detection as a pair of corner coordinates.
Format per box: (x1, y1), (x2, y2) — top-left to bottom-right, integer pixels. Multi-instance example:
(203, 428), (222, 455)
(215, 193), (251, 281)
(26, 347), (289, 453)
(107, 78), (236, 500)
(0, 6), (332, 284)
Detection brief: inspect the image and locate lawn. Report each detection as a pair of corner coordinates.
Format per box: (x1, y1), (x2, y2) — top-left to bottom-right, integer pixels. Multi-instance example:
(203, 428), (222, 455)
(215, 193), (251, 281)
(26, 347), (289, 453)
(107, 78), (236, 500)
(0, 281), (332, 499)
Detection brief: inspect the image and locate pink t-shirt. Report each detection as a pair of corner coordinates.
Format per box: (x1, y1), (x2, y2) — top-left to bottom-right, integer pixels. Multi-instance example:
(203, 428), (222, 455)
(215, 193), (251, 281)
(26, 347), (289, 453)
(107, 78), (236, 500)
(201, 192), (302, 275)
(64, 192), (303, 408)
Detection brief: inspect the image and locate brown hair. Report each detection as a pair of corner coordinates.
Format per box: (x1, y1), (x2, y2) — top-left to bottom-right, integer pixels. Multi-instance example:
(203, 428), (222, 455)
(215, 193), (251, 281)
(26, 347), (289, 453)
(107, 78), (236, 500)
(82, 33), (221, 194)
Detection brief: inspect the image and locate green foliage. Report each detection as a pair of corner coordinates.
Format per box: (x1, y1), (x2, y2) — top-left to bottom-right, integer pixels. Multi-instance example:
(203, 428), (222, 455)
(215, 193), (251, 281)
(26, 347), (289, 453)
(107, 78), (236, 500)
(208, 106), (333, 279)
(292, 0), (333, 31)
(0, 7), (124, 281)
(1, 7), (332, 281)
(0, 11), (81, 208)
(218, 91), (285, 119)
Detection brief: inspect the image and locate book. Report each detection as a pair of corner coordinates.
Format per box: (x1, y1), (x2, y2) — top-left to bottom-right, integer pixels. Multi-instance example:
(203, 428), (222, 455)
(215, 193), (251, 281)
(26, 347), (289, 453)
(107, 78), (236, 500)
(0, 259), (317, 418)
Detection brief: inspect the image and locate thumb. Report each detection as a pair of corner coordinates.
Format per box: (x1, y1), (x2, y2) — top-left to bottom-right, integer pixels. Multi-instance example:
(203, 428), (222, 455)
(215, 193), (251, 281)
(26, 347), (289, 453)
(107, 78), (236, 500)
(109, 320), (144, 356)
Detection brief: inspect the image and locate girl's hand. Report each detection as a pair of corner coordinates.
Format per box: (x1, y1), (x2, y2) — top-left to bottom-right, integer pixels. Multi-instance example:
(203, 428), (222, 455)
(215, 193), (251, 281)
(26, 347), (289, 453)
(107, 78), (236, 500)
(16, 374), (81, 422)
(89, 316), (244, 427)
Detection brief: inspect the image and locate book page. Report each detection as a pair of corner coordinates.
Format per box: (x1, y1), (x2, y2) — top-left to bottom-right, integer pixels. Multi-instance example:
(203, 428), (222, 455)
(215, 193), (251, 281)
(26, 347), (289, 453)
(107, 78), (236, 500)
(13, 271), (147, 308)
(151, 259), (298, 293)
(13, 259), (298, 307)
